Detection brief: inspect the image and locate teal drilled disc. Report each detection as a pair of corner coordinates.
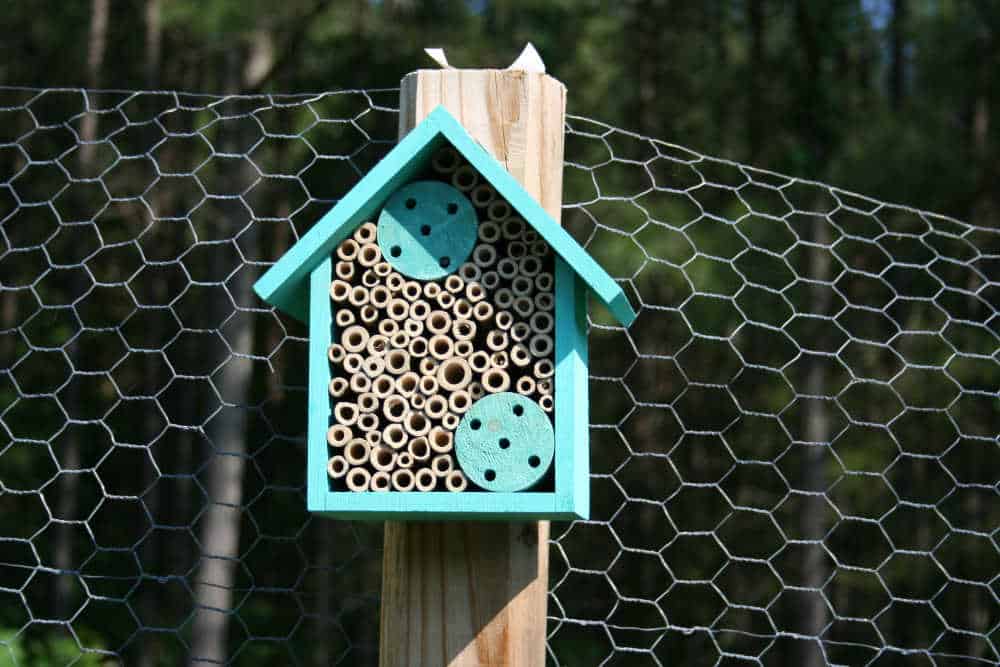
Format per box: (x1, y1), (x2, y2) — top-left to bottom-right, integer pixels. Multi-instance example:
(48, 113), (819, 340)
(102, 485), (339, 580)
(377, 180), (478, 280)
(454, 392), (554, 492)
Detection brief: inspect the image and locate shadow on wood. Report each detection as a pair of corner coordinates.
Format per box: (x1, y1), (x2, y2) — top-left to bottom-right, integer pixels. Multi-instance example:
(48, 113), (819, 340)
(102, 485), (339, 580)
(380, 521), (549, 666)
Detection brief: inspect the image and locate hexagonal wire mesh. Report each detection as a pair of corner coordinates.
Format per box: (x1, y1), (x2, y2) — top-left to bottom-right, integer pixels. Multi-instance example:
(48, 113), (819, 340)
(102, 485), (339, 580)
(0, 86), (997, 666)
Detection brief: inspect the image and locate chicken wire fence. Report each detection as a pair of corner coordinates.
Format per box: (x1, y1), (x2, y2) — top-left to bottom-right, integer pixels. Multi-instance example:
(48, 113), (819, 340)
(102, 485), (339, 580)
(0, 85), (997, 667)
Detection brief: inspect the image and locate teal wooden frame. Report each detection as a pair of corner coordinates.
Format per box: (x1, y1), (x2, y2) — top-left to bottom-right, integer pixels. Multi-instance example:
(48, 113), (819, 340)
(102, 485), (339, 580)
(307, 255), (590, 521)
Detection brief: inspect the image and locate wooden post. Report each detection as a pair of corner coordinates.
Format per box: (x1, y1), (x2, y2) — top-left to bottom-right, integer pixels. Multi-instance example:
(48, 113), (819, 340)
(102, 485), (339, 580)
(379, 67), (566, 667)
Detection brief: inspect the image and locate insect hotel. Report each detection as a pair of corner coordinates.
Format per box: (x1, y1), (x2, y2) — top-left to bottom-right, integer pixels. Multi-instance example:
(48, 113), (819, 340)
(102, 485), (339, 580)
(254, 106), (635, 520)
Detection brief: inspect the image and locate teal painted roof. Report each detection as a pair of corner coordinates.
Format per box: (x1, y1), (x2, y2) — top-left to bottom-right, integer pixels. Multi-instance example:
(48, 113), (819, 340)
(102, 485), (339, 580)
(253, 106), (636, 327)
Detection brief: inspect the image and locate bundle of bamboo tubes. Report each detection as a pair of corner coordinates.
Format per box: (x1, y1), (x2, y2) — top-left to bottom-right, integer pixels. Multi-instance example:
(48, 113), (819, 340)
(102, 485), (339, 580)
(326, 146), (558, 492)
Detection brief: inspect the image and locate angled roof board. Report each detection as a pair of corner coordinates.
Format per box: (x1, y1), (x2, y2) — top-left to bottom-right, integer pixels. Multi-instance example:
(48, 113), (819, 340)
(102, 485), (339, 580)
(253, 105), (637, 327)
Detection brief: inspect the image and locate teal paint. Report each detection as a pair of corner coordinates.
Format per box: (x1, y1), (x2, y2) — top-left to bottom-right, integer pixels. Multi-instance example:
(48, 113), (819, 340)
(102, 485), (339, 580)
(454, 392), (555, 492)
(376, 181), (478, 280)
(307, 258), (333, 513)
(252, 106), (635, 327)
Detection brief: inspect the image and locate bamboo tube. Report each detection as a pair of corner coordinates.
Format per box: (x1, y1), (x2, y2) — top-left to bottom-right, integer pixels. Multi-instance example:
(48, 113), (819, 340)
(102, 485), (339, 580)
(431, 454), (454, 477)
(414, 468), (437, 492)
(335, 260), (355, 281)
(356, 242), (380, 267)
(407, 336), (428, 359)
(410, 393), (426, 410)
(480, 269), (500, 289)
(465, 282), (486, 303)
(383, 395), (408, 423)
(337, 238), (360, 262)
(512, 242), (530, 260)
(390, 331), (410, 349)
(346, 467), (371, 492)
(533, 359), (554, 380)
(397, 452), (414, 469)
(391, 468), (416, 492)
(494, 311), (514, 332)
(342, 326), (369, 353)
(344, 438), (370, 466)
(432, 146), (461, 173)
(387, 298), (409, 321)
(486, 200), (511, 222)
(453, 299), (473, 320)
(491, 351), (509, 369)
(370, 285), (390, 310)
(367, 430), (382, 447)
(396, 372), (419, 397)
(441, 412), (460, 430)
(408, 436), (431, 462)
(539, 394), (554, 412)
(383, 423), (407, 450)
(328, 343), (347, 364)
(451, 164), (478, 192)
(327, 456), (348, 479)
(364, 356), (386, 378)
(358, 392), (379, 413)
(534, 292), (554, 312)
(372, 375), (395, 398)
(404, 411), (431, 437)
(418, 357), (437, 376)
(409, 299), (430, 321)
(343, 353), (364, 375)
(496, 259), (518, 281)
(429, 428), (453, 455)
(328, 376), (348, 398)
(428, 334), (454, 361)
(530, 312), (554, 335)
(358, 412), (379, 433)
(511, 276), (534, 296)
(335, 309), (356, 328)
(347, 285), (369, 308)
(445, 470), (468, 493)
(371, 445), (397, 472)
(454, 340), (473, 358)
(444, 274), (464, 295)
(366, 334), (389, 357)
(529, 334), (554, 357)
(470, 183), (496, 208)
(535, 272), (554, 291)
(478, 220), (501, 243)
(403, 281), (422, 301)
(511, 322), (530, 343)
(486, 330), (508, 352)
(448, 390), (472, 414)
(437, 358), (472, 392)
(360, 305), (378, 324)
(384, 349), (410, 375)
(537, 379), (553, 396)
(404, 319), (424, 337)
(472, 244), (497, 268)
(426, 310), (452, 335)
(371, 471), (392, 492)
(327, 424), (353, 448)
(329, 280), (350, 303)
(378, 319), (400, 337)
(350, 373), (372, 394)
(495, 289), (514, 310)
(531, 240), (551, 258)
(425, 395), (448, 420)
(435, 291), (454, 310)
(423, 281), (441, 299)
(519, 255), (542, 277)
(523, 228), (539, 244)
(516, 376), (536, 396)
(419, 375), (439, 396)
(361, 269), (379, 288)
(386, 273), (404, 292)
(468, 382), (484, 400)
(513, 296), (535, 318)
(469, 351), (490, 374)
(374, 260), (392, 277)
(458, 262), (482, 282)
(510, 343), (532, 368)
(502, 217), (526, 240)
(473, 301), (494, 323)
(483, 368), (511, 393)
(354, 222), (378, 244)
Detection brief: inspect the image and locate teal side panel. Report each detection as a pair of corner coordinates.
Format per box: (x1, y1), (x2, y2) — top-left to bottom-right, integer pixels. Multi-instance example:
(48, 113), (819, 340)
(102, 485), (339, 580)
(307, 259), (333, 513)
(554, 257), (590, 520)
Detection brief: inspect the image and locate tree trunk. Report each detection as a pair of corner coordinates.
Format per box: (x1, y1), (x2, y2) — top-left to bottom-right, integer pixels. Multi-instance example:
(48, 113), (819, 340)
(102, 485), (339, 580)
(747, 0), (765, 160)
(888, 0), (907, 111)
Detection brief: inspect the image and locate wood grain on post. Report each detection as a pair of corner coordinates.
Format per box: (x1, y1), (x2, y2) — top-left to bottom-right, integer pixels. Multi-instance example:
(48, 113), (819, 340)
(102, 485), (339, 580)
(380, 67), (566, 667)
